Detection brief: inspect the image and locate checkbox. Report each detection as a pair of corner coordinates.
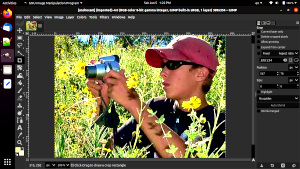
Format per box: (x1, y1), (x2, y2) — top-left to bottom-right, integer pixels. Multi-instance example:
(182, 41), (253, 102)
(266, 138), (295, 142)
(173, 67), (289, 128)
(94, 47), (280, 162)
(3, 79), (12, 89)
(3, 65), (12, 75)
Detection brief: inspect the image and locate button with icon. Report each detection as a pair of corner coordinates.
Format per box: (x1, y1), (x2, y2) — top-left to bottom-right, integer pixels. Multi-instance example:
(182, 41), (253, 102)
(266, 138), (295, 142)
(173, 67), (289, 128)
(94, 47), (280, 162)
(2, 37), (12, 46)
(294, 8), (298, 12)
(2, 8), (12, 18)
(3, 79), (12, 89)
(2, 23), (13, 32)
(3, 158), (11, 166)
(1, 49), (14, 63)
(15, 57), (25, 64)
(3, 65), (12, 75)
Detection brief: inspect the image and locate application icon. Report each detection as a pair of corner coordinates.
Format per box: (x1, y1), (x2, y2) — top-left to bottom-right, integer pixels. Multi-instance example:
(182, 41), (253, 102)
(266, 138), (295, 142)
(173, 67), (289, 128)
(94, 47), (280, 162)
(2, 23), (13, 32)
(2, 37), (12, 46)
(3, 65), (12, 75)
(1, 49), (14, 63)
(26, 21), (37, 31)
(3, 158), (11, 166)
(2, 52), (11, 59)
(3, 79), (12, 89)
(3, 8), (12, 18)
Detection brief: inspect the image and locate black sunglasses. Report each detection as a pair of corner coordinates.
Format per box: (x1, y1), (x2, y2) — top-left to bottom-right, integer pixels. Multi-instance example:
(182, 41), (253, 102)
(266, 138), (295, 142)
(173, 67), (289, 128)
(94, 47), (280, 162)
(162, 60), (199, 70)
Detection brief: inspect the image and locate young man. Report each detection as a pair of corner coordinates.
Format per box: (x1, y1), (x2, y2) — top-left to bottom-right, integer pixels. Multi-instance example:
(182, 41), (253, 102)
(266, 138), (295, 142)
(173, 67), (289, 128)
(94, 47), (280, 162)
(87, 36), (225, 158)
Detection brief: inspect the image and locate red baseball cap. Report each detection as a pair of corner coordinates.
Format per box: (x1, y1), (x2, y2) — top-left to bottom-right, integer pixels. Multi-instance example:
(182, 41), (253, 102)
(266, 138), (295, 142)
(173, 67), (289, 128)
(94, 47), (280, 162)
(145, 36), (219, 73)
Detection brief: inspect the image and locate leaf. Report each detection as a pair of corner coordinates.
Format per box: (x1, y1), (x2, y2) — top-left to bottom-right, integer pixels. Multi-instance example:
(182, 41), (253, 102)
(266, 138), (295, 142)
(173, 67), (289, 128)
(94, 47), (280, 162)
(155, 114), (165, 124)
(220, 141), (226, 151)
(166, 143), (178, 154)
(163, 131), (172, 138)
(147, 109), (157, 117)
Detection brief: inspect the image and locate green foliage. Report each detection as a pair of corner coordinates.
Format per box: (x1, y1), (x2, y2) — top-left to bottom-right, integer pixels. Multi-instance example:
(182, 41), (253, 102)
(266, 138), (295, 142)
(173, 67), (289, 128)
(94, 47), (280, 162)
(155, 114), (165, 124)
(166, 143), (178, 154)
(54, 35), (226, 158)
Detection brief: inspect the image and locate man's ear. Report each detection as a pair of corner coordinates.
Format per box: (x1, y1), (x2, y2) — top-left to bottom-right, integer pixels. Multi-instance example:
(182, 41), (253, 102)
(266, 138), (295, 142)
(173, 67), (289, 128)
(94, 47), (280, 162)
(195, 67), (210, 82)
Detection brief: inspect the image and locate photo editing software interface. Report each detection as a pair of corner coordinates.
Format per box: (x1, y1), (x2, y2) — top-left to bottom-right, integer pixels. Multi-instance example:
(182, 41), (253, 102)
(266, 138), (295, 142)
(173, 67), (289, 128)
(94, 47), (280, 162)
(0, 1), (299, 169)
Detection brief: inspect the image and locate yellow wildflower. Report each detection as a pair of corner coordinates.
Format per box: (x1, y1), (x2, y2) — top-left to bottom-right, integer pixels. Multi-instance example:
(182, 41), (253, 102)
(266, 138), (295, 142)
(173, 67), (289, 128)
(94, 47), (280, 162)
(190, 96), (201, 109)
(131, 72), (138, 80)
(103, 148), (111, 153)
(126, 77), (137, 89)
(56, 66), (69, 80)
(59, 104), (66, 111)
(83, 86), (90, 94)
(182, 96), (201, 111)
(182, 101), (191, 111)
(88, 108), (97, 118)
(126, 72), (138, 89)
(75, 93), (80, 99)
(71, 84), (77, 91)
(70, 115), (77, 121)
(75, 60), (86, 76)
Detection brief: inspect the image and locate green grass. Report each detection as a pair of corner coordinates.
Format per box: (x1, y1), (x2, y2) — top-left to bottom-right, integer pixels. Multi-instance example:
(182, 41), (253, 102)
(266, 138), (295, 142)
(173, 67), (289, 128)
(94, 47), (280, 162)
(54, 35), (226, 158)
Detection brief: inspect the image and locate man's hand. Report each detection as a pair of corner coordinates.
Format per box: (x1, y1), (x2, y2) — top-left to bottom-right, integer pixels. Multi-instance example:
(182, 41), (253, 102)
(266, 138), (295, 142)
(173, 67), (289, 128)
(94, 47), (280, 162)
(103, 69), (140, 112)
(86, 78), (110, 118)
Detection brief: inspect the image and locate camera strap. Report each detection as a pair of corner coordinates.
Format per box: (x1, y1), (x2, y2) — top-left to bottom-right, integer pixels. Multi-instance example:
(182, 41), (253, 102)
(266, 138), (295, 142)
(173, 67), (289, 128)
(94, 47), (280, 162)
(90, 91), (120, 148)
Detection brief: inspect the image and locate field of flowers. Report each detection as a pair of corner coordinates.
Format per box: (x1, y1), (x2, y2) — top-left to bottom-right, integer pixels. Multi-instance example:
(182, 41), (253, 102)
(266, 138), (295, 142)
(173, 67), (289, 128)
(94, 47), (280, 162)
(54, 35), (226, 158)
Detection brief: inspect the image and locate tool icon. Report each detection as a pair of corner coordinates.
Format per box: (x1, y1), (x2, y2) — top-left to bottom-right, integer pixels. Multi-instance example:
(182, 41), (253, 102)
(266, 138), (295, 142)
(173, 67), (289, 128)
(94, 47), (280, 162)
(17, 103), (22, 109)
(17, 88), (22, 93)
(17, 117), (23, 123)
(18, 132), (23, 139)
(17, 110), (23, 116)
(17, 80), (23, 86)
(17, 65), (23, 71)
(17, 51), (24, 56)
(17, 43), (23, 48)
(17, 125), (22, 131)
(17, 35), (23, 41)
(17, 28), (23, 33)
(17, 95), (23, 101)
(17, 73), (24, 79)
(17, 140), (22, 146)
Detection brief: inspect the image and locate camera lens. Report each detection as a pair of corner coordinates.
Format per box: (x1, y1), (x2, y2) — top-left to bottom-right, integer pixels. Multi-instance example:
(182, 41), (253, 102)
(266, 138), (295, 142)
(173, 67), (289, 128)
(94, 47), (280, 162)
(85, 65), (97, 78)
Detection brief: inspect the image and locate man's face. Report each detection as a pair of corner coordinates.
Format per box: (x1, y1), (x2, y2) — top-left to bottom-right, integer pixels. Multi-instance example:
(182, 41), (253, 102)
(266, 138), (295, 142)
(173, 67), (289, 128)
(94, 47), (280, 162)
(160, 59), (200, 102)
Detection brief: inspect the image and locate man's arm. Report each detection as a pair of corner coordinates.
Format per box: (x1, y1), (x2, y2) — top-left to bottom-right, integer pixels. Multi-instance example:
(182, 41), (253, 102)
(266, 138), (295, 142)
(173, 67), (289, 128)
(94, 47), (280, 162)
(127, 100), (187, 158)
(104, 70), (187, 158)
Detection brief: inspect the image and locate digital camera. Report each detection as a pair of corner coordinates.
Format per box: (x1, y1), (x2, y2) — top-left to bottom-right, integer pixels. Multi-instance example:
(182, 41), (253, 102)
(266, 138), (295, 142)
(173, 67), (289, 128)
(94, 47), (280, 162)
(85, 55), (120, 79)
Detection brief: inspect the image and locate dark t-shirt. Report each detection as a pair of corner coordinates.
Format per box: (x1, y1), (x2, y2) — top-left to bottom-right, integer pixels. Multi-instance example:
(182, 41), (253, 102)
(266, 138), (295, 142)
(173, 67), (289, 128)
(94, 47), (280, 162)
(114, 97), (225, 158)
